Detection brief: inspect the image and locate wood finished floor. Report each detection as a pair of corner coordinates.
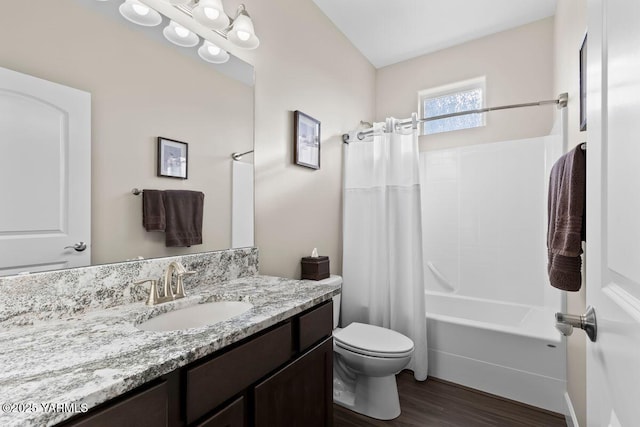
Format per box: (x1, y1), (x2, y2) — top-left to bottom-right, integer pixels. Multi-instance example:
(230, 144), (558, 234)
(334, 372), (567, 427)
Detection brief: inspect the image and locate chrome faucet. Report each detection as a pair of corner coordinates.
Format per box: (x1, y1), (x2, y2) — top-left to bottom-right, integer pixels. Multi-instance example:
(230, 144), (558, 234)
(133, 261), (196, 306)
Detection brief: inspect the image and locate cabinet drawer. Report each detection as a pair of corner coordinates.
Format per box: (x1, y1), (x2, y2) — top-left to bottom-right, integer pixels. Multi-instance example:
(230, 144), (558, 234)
(298, 301), (333, 353)
(186, 322), (292, 424)
(195, 396), (244, 427)
(65, 381), (168, 427)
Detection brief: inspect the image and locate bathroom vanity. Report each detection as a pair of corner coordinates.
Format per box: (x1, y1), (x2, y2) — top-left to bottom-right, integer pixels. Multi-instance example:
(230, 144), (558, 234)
(0, 248), (340, 427)
(63, 301), (333, 427)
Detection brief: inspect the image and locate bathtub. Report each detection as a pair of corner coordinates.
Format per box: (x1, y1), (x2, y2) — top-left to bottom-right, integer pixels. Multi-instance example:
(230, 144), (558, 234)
(425, 291), (566, 414)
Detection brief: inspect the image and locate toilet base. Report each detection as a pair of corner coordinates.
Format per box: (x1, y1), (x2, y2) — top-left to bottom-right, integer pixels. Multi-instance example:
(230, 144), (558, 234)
(333, 374), (401, 420)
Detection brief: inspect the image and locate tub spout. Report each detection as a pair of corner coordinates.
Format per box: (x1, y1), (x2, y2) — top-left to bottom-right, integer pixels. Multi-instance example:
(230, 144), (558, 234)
(554, 321), (573, 336)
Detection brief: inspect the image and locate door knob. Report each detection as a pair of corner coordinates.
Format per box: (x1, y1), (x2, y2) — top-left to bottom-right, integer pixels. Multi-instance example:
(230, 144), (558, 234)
(64, 242), (87, 252)
(555, 306), (597, 342)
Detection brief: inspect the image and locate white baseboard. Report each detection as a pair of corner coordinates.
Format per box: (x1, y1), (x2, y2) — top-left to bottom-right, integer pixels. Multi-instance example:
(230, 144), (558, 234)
(564, 391), (579, 427)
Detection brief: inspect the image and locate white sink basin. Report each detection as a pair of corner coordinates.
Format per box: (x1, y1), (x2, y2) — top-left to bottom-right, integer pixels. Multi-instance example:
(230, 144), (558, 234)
(136, 301), (253, 332)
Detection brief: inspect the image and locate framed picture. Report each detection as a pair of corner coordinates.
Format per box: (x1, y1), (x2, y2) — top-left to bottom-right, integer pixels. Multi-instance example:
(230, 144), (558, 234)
(294, 110), (321, 170)
(579, 33), (587, 132)
(157, 137), (188, 179)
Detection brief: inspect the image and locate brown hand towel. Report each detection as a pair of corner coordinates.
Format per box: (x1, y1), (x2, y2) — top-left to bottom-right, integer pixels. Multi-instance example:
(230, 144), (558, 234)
(142, 190), (166, 231)
(547, 145), (586, 291)
(163, 190), (204, 247)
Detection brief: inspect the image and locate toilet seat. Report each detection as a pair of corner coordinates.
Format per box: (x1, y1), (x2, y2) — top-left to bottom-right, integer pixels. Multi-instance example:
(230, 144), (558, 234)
(333, 322), (414, 359)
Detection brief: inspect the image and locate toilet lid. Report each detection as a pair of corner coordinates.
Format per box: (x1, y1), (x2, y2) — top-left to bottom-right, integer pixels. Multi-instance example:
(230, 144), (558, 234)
(333, 322), (414, 356)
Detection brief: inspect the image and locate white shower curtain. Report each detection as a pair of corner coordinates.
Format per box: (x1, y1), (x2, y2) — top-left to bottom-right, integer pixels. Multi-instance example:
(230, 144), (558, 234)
(342, 118), (428, 381)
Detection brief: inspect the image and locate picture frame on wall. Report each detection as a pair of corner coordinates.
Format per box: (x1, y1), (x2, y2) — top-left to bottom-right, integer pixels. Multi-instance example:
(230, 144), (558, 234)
(294, 110), (321, 170)
(157, 137), (188, 179)
(579, 33), (587, 132)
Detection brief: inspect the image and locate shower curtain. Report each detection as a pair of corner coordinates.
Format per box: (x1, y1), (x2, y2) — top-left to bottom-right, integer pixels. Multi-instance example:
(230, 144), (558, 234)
(342, 118), (428, 381)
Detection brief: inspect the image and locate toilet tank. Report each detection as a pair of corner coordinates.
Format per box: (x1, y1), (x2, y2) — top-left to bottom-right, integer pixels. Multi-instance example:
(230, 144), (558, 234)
(315, 275), (342, 329)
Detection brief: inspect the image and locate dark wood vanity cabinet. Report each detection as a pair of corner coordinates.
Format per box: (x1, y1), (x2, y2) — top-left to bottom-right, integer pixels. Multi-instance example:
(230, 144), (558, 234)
(61, 300), (334, 427)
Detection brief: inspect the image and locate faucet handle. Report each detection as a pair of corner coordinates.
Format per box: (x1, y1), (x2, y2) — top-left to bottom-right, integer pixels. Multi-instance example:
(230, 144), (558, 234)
(173, 262), (188, 274)
(174, 270), (196, 299)
(133, 278), (160, 306)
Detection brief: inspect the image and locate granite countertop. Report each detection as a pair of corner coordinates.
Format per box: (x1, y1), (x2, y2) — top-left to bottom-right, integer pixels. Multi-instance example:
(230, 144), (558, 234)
(0, 275), (341, 427)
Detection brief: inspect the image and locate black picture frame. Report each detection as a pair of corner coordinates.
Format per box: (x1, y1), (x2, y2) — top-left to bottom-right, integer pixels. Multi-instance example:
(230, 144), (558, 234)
(294, 110), (321, 170)
(157, 137), (188, 179)
(579, 33), (587, 132)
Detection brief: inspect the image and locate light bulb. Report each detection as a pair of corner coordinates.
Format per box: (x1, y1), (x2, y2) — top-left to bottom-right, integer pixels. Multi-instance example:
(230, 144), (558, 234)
(163, 20), (199, 47)
(198, 40), (229, 63)
(192, 0), (229, 30)
(203, 7), (220, 20)
(174, 25), (190, 38)
(119, 0), (162, 26)
(131, 3), (149, 15)
(228, 13), (259, 49)
(236, 30), (250, 41)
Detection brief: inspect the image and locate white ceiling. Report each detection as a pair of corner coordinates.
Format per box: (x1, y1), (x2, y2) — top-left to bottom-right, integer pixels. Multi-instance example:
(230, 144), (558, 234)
(312, 0), (557, 68)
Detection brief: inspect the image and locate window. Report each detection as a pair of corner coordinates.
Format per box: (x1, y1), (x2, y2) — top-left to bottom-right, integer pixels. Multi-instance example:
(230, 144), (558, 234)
(418, 77), (486, 135)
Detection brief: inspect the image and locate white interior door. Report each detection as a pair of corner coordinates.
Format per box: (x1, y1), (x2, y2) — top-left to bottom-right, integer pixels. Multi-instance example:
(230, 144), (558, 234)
(586, 0), (640, 425)
(0, 67), (91, 275)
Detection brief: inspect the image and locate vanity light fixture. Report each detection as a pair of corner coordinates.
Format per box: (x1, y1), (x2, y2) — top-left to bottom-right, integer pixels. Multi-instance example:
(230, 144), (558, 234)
(119, 0), (162, 27)
(198, 40), (230, 63)
(163, 20), (200, 47)
(102, 0), (259, 66)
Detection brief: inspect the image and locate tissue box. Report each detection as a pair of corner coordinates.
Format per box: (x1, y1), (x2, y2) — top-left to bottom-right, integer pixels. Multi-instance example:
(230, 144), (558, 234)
(301, 256), (330, 280)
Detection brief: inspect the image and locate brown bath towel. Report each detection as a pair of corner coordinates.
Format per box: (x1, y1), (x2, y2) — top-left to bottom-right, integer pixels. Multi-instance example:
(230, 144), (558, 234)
(142, 190), (166, 231)
(547, 145), (586, 291)
(163, 190), (204, 247)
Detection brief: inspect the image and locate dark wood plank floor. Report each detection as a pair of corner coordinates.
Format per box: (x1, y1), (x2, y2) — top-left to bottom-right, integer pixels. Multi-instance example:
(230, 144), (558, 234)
(334, 372), (567, 427)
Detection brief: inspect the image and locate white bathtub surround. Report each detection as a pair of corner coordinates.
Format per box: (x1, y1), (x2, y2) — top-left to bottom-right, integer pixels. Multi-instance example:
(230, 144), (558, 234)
(420, 135), (563, 309)
(342, 118), (428, 381)
(420, 134), (566, 413)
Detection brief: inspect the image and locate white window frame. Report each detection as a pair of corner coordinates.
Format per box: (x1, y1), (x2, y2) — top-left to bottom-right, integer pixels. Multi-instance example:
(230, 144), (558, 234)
(418, 76), (486, 135)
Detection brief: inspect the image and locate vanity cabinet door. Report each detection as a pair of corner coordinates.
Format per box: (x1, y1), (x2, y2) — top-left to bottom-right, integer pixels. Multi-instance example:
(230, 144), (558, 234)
(254, 337), (333, 427)
(64, 381), (168, 427)
(195, 396), (244, 427)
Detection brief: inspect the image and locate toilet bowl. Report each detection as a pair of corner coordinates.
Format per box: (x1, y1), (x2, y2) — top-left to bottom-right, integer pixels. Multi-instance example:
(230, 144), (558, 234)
(317, 276), (414, 420)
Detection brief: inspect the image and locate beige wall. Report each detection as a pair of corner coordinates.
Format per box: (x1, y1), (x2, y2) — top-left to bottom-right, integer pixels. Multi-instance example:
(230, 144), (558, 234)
(554, 1), (588, 426)
(0, 1), (253, 264)
(245, 0), (376, 278)
(376, 18), (555, 151)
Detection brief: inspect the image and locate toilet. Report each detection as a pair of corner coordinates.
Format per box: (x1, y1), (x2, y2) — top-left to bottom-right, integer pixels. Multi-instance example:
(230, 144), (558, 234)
(318, 276), (414, 420)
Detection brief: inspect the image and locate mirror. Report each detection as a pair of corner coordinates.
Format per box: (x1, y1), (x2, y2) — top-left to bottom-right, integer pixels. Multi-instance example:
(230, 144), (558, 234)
(0, 0), (254, 275)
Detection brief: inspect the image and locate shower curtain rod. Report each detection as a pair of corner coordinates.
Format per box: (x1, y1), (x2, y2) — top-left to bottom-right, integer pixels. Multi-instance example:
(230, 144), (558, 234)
(342, 92), (569, 143)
